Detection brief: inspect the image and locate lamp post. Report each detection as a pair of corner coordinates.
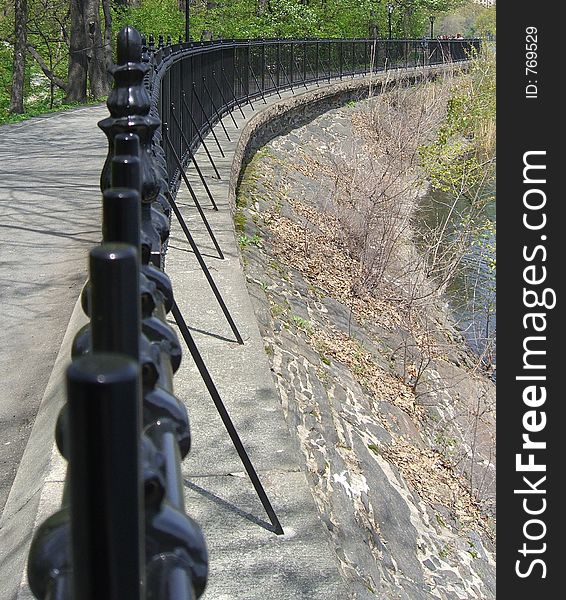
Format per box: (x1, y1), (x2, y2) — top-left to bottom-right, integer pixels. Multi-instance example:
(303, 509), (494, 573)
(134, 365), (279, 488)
(185, 0), (190, 42)
(387, 4), (394, 40)
(429, 15), (436, 39)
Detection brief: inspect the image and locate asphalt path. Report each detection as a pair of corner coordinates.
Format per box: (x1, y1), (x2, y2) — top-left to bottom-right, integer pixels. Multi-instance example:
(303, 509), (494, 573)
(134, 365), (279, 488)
(0, 105), (108, 516)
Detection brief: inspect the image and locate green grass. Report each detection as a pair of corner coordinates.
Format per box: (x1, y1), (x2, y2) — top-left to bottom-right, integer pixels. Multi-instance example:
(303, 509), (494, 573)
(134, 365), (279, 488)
(1, 37), (106, 126)
(368, 444), (380, 456)
(234, 209), (247, 233)
(270, 302), (288, 318)
(238, 233), (262, 250)
(290, 315), (312, 333)
(467, 541), (479, 559)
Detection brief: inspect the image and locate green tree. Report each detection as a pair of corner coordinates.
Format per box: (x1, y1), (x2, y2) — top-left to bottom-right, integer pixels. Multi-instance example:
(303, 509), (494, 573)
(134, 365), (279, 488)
(9, 0), (26, 113)
(17, 0), (111, 105)
(112, 0), (185, 39)
(114, 0), (470, 41)
(474, 6), (495, 39)
(2, 0), (480, 120)
(438, 2), (495, 38)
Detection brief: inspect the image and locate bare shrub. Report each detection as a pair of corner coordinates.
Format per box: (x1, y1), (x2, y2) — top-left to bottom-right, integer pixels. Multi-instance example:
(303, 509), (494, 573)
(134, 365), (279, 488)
(320, 71), (464, 314)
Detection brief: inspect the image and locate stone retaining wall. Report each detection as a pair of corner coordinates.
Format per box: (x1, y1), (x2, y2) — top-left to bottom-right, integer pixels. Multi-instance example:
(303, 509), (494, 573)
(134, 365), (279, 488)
(228, 63), (469, 212)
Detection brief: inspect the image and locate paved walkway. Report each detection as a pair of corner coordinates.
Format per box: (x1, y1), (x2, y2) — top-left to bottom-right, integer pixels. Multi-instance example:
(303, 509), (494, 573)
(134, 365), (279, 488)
(0, 106), (108, 517)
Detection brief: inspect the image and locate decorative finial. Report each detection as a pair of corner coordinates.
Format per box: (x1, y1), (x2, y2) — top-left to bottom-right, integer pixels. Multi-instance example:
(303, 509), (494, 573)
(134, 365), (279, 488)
(117, 25), (142, 66)
(141, 35), (150, 64)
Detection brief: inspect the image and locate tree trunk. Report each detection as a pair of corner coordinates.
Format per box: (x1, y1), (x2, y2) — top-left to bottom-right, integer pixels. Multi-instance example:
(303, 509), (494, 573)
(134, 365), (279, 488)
(102, 0), (114, 83)
(202, 0), (218, 40)
(369, 8), (378, 39)
(26, 44), (68, 92)
(404, 6), (415, 38)
(86, 0), (110, 98)
(66, 0), (87, 102)
(66, 0), (110, 102)
(9, 0), (27, 114)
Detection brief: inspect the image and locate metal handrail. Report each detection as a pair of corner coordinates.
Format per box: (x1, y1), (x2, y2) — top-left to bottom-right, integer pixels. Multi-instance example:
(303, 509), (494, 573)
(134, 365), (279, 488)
(143, 36), (480, 186)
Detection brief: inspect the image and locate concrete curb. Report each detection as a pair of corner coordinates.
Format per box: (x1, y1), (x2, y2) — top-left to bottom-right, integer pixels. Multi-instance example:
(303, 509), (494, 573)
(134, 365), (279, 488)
(0, 299), (87, 600)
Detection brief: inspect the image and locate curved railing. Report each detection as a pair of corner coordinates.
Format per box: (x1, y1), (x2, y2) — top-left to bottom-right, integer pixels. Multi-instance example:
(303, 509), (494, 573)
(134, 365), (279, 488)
(25, 28), (480, 600)
(144, 36), (480, 187)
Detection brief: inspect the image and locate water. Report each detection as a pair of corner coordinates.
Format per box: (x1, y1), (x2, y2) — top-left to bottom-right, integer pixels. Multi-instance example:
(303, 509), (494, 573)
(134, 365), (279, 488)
(416, 183), (496, 368)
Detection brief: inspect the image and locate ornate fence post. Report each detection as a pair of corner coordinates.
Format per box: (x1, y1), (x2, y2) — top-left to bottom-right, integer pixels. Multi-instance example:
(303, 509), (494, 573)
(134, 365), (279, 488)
(27, 25), (208, 600)
(99, 26), (168, 267)
(67, 350), (142, 600)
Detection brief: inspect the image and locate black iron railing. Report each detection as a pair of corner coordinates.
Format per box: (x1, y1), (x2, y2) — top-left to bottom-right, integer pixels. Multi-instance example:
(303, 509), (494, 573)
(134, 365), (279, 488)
(26, 27), (479, 599)
(144, 36), (479, 186)
(27, 27), (208, 600)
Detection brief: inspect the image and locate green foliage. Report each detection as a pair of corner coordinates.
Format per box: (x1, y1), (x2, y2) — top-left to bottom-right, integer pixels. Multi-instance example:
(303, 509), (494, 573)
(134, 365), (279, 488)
(290, 314), (312, 332)
(467, 539), (479, 559)
(421, 0), (465, 11)
(472, 218), (495, 273)
(420, 136), (482, 194)
(1, 96), (101, 125)
(261, 0), (321, 38)
(1, 0), (73, 121)
(113, 0), (185, 41)
(419, 49), (495, 194)
(417, 48), (496, 350)
(1, 43), (72, 124)
(368, 443), (380, 455)
(116, 0), (468, 42)
(2, 0), (477, 122)
(1, 6), (14, 117)
(238, 233), (262, 249)
(438, 2), (495, 38)
(27, 0), (70, 78)
(474, 7), (496, 39)
(234, 208), (247, 233)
